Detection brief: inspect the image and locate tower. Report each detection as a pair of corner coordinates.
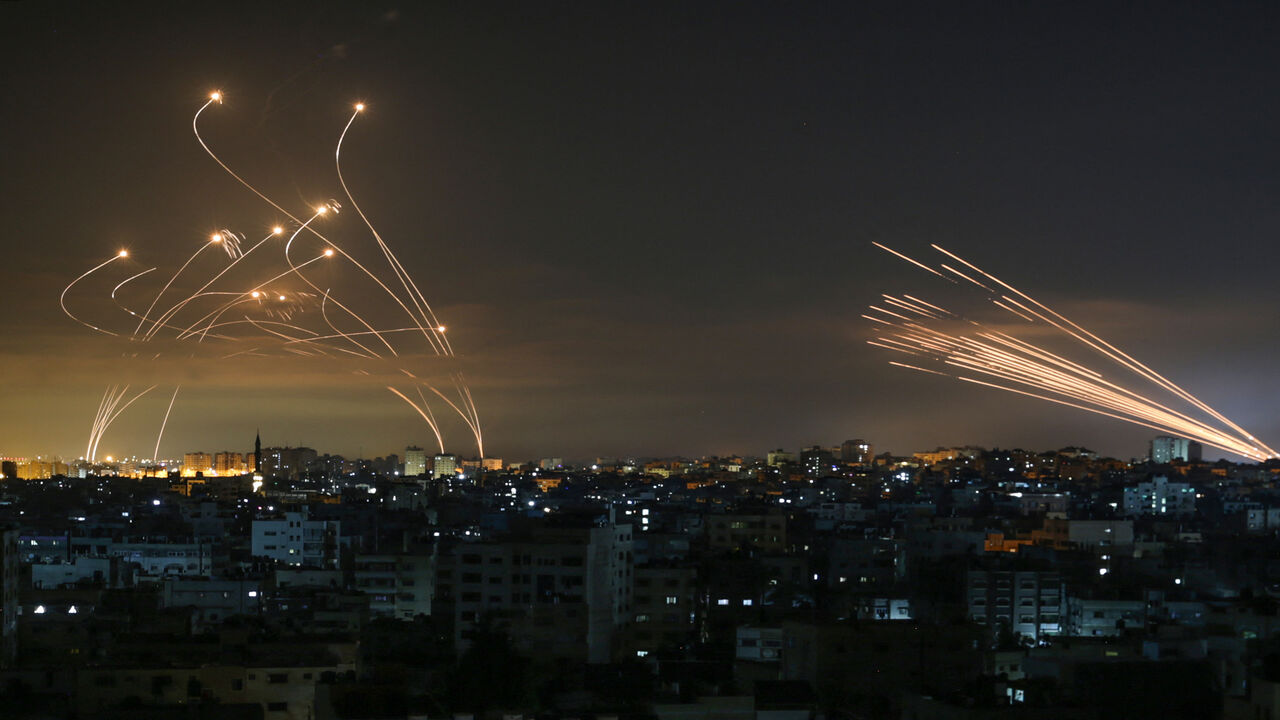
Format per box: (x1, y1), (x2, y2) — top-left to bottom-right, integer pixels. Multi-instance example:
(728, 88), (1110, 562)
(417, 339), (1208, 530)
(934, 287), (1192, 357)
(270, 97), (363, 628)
(254, 431), (261, 474)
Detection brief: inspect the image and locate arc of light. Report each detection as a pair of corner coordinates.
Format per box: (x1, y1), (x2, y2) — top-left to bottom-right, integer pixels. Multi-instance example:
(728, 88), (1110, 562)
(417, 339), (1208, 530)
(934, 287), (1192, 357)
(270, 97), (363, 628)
(319, 288), (380, 359)
(197, 98), (439, 359)
(144, 229), (281, 342)
(955, 375), (1265, 461)
(62, 251), (129, 336)
(932, 244), (1278, 457)
(387, 386), (446, 454)
(153, 386), (180, 462)
(878, 309), (1268, 459)
(939, 334), (1262, 458)
(336, 106), (452, 357)
(415, 386), (446, 454)
(89, 385), (156, 461)
(888, 361), (949, 377)
(87, 385), (117, 459)
(280, 215), (400, 356)
(872, 242), (951, 281)
(134, 235), (220, 338)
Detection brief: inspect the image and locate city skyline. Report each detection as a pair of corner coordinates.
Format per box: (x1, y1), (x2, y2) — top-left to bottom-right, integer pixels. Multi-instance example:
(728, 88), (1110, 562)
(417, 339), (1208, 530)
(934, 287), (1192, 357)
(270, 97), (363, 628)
(4, 3), (1280, 461)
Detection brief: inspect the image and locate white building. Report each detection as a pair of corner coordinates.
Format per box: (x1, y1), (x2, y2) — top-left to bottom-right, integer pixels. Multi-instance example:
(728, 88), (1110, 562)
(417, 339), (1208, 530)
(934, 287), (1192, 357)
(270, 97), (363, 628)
(1150, 436), (1201, 463)
(1123, 475), (1196, 516)
(251, 512), (340, 568)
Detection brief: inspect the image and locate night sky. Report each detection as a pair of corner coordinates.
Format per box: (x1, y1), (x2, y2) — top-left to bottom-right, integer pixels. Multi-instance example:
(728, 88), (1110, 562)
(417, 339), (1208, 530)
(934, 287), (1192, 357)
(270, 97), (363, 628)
(3, 2), (1279, 463)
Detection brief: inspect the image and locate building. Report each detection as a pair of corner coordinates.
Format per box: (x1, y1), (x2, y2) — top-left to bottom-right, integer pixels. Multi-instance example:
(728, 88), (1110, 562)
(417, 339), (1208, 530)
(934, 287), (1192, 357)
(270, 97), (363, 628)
(1150, 436), (1202, 463)
(214, 451), (247, 475)
(353, 552), (434, 619)
(707, 513), (787, 553)
(435, 520), (633, 663)
(251, 511), (341, 568)
(261, 446), (319, 481)
(840, 439), (873, 464)
(182, 452), (214, 477)
(1123, 475), (1196, 516)
(404, 446), (428, 477)
(0, 528), (16, 665)
(967, 569), (1064, 642)
(432, 453), (459, 480)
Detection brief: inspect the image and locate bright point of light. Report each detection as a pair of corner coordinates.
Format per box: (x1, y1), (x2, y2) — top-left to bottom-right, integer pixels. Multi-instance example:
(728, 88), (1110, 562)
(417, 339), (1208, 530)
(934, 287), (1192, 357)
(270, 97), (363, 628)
(316, 206), (328, 215)
(355, 103), (365, 112)
(248, 591), (258, 598)
(117, 250), (128, 258)
(1099, 568), (1109, 576)
(68, 605), (78, 614)
(436, 325), (447, 333)
(251, 291), (261, 298)
(34, 605), (45, 615)
(152, 499), (160, 506)
(323, 248), (334, 257)
(272, 226), (284, 235)
(210, 91), (222, 102)
(104, 456), (113, 462)
(277, 295), (286, 302)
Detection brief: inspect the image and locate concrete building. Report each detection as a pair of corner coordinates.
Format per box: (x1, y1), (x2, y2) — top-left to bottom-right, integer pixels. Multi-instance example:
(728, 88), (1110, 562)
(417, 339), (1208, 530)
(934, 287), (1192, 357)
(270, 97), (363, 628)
(432, 453), (459, 479)
(403, 446), (428, 477)
(436, 520), (633, 663)
(967, 569), (1064, 642)
(251, 511), (340, 568)
(1150, 436), (1202, 463)
(1123, 475), (1196, 516)
(353, 552), (434, 619)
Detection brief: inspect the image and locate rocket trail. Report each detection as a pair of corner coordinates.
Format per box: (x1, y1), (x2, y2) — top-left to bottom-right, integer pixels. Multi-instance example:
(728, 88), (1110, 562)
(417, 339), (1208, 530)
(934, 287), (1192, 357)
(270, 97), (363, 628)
(870, 242), (1275, 461)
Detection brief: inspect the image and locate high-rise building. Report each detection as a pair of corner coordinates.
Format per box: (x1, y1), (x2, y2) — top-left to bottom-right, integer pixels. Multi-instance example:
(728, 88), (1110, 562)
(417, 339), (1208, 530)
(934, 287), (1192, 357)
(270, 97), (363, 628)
(841, 439), (873, 464)
(1150, 436), (1201, 463)
(404, 446), (428, 476)
(432, 453), (459, 479)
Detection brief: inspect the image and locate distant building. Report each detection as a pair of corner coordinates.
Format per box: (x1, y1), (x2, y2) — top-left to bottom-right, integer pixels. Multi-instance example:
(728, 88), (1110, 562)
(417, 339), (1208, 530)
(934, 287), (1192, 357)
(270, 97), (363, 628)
(213, 451), (246, 475)
(1150, 436), (1202, 463)
(840, 439), (873, 464)
(432, 453), (459, 479)
(404, 446), (428, 477)
(261, 446), (318, 480)
(766, 449), (795, 467)
(182, 452), (213, 477)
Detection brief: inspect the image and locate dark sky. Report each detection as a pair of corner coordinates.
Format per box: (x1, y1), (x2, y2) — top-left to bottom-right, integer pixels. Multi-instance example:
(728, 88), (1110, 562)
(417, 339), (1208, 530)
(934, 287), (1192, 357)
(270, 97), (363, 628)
(3, 1), (1279, 463)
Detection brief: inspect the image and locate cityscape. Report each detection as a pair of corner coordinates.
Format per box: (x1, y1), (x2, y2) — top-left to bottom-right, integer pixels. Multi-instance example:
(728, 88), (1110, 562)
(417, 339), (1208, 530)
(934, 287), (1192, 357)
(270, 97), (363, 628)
(6, 2), (1280, 720)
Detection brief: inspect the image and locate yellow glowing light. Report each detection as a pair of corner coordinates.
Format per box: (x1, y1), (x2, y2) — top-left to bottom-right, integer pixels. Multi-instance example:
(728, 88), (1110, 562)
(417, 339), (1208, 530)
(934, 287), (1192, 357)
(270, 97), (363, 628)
(355, 103), (365, 112)
(437, 325), (447, 333)
(278, 295), (286, 301)
(323, 248), (334, 257)
(316, 206), (328, 215)
(210, 91), (222, 102)
(104, 456), (113, 462)
(251, 291), (261, 298)
(211, 233), (222, 243)
(272, 226), (284, 235)
(118, 250), (128, 258)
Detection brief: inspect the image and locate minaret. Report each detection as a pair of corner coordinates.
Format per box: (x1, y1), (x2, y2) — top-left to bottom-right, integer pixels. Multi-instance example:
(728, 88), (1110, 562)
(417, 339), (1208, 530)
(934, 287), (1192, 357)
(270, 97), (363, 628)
(254, 430), (261, 475)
